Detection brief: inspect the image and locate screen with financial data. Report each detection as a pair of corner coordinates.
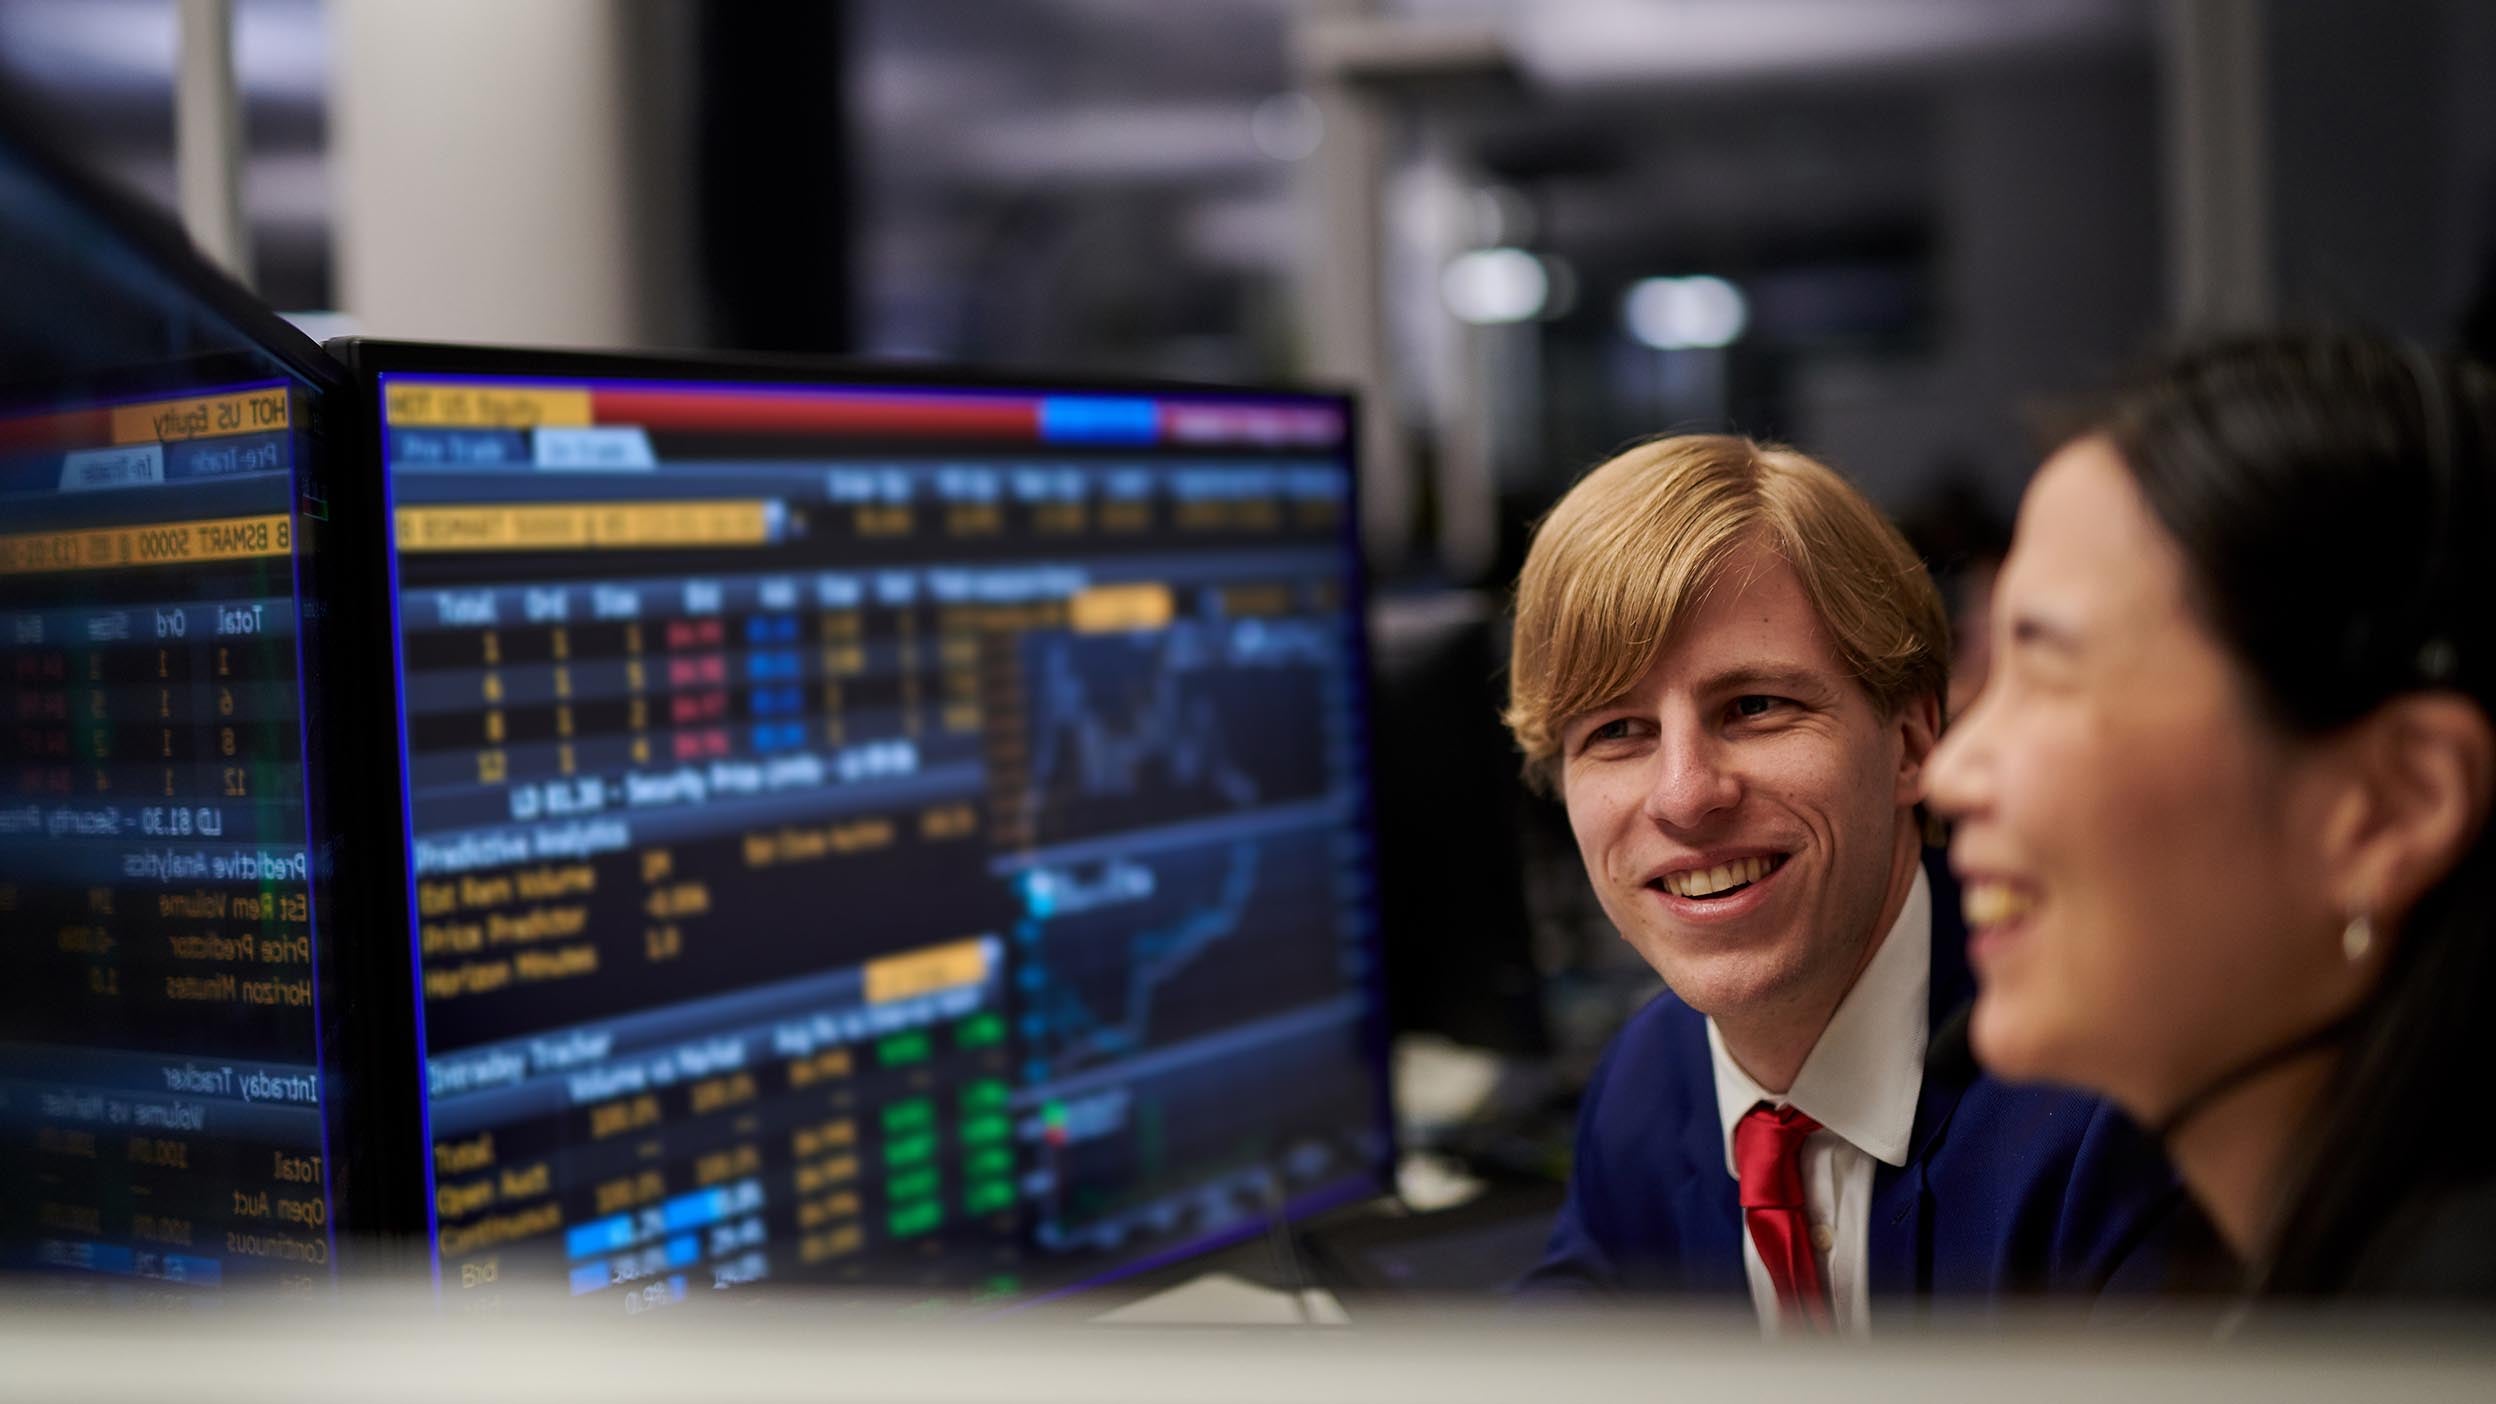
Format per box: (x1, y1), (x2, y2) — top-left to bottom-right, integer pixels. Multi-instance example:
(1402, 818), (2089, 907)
(368, 358), (1390, 1309)
(0, 121), (346, 1297)
(0, 379), (337, 1292)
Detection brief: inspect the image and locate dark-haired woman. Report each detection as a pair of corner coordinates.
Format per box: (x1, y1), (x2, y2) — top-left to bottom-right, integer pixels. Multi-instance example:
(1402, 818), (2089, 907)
(1924, 330), (2496, 1300)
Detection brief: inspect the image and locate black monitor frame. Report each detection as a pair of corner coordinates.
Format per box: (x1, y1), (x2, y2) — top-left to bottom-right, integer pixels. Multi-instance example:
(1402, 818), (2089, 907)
(319, 337), (1399, 1300)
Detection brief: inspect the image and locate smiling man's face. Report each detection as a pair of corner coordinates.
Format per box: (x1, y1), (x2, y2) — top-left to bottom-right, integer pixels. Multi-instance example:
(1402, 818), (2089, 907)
(1558, 539), (1932, 1028)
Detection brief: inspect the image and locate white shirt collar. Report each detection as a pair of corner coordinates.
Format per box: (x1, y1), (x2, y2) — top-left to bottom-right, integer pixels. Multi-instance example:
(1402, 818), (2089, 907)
(1706, 864), (1931, 1173)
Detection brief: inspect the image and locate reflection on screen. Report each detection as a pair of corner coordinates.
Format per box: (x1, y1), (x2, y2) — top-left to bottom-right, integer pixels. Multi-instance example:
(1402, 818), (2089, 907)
(0, 380), (333, 1292)
(0, 122), (343, 1299)
(381, 374), (1387, 1309)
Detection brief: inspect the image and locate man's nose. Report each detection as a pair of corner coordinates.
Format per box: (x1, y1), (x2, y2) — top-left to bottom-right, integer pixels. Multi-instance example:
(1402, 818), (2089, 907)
(1640, 724), (1741, 830)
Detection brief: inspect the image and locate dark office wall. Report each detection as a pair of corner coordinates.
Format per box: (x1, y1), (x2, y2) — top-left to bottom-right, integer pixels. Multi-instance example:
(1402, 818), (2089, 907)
(1789, 56), (2162, 514)
(2265, 0), (2454, 340)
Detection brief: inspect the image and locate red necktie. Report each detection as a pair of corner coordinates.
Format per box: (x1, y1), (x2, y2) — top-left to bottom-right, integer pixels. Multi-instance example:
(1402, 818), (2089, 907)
(1735, 1101), (1834, 1332)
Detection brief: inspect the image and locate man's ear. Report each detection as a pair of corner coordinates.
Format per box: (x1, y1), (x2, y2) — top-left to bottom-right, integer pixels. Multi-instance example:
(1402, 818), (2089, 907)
(2322, 693), (2496, 929)
(1894, 691), (1943, 806)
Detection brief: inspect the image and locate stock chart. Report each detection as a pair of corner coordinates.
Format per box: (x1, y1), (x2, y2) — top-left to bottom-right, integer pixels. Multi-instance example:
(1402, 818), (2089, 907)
(380, 373), (1387, 1310)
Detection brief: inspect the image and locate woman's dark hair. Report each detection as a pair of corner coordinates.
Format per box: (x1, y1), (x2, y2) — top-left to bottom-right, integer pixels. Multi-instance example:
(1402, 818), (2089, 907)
(2075, 329), (2496, 1296)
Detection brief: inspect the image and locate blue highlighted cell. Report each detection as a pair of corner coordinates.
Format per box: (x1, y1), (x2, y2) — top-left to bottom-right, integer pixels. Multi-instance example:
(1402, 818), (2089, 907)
(565, 1214), (635, 1261)
(390, 428), (528, 466)
(746, 652), (802, 684)
(661, 1186), (732, 1234)
(751, 720), (807, 752)
(1039, 397), (1159, 444)
(745, 614), (801, 645)
(749, 683), (804, 714)
(570, 1261), (611, 1295)
(665, 1234), (701, 1269)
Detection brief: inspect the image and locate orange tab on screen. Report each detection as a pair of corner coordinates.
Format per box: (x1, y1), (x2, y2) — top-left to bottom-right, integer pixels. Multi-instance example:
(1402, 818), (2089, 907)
(385, 383), (591, 429)
(864, 939), (991, 1005)
(108, 389), (289, 444)
(1068, 582), (1173, 633)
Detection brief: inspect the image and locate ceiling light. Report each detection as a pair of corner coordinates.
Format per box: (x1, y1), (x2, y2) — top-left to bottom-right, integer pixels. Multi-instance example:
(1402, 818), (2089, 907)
(1442, 247), (1549, 325)
(1623, 275), (1749, 349)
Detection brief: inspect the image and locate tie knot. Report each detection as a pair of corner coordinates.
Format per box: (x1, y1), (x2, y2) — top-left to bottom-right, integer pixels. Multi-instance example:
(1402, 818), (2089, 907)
(1734, 1101), (1820, 1208)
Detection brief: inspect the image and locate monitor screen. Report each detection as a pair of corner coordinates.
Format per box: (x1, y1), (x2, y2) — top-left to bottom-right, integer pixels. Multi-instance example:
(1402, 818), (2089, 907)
(0, 126), (346, 1294)
(358, 352), (1390, 1309)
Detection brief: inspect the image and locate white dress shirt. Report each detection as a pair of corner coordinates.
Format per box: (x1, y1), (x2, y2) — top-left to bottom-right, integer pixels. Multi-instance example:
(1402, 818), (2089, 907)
(1705, 866), (1930, 1335)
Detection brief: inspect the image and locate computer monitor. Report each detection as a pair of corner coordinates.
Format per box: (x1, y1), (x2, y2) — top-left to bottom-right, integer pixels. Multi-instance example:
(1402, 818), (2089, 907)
(328, 341), (1394, 1308)
(0, 117), (350, 1293)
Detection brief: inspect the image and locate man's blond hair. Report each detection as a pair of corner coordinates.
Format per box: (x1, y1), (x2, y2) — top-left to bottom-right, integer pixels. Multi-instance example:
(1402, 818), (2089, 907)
(1504, 434), (1948, 792)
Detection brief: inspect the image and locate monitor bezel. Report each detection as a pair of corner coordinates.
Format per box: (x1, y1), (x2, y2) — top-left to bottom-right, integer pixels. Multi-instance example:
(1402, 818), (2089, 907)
(322, 336), (1400, 1306)
(0, 94), (346, 398)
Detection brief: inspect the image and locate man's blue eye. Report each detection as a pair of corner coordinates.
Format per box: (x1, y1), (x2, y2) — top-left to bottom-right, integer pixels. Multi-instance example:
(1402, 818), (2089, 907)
(1589, 718), (1633, 742)
(1732, 695), (1781, 719)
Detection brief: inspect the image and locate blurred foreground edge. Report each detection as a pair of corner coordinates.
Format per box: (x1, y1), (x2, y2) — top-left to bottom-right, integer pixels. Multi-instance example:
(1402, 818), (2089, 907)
(3, 1283), (2495, 1404)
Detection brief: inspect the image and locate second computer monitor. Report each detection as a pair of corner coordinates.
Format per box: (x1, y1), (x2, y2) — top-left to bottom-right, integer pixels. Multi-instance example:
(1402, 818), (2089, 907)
(0, 118), (352, 1298)
(341, 345), (1391, 1308)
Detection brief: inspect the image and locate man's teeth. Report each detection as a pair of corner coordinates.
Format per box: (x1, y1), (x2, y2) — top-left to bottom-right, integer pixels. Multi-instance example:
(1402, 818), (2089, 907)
(1963, 882), (2037, 928)
(1663, 856), (1775, 899)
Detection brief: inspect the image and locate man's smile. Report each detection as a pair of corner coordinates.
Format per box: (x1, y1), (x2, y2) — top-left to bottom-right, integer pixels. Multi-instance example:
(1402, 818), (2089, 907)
(1636, 848), (1797, 925)
(1649, 850), (1792, 900)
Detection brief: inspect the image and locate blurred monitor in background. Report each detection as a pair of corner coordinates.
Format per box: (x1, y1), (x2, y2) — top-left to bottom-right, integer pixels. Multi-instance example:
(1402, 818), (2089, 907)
(1367, 590), (1547, 1057)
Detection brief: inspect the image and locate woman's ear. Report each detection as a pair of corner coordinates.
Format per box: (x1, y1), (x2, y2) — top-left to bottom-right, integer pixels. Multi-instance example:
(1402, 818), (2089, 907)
(2324, 693), (2496, 925)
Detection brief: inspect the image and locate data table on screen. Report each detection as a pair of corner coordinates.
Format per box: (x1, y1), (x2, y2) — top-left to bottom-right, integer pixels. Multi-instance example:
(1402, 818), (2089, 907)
(372, 371), (1390, 1310)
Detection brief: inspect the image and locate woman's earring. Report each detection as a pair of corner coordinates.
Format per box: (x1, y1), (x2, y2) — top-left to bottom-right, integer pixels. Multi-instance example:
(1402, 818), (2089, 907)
(2341, 913), (2375, 963)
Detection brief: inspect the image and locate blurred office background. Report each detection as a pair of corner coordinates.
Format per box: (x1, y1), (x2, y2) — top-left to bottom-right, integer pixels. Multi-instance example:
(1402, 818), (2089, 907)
(6, 0), (2491, 1179)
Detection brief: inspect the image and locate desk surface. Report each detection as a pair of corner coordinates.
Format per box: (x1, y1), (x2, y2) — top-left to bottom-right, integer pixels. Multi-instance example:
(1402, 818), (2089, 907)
(8, 1286), (2494, 1403)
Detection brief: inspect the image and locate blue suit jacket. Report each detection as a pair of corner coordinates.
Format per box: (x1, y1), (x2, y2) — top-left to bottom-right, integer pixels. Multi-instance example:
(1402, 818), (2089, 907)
(1524, 852), (2204, 1311)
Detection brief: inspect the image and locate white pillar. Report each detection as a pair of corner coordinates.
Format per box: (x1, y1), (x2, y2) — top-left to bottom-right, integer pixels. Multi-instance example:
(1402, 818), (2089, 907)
(2161, 0), (2272, 330)
(1295, 7), (1513, 577)
(1403, 136), (1500, 585)
(175, 0), (250, 286)
(329, 0), (649, 346)
(1299, 66), (1406, 572)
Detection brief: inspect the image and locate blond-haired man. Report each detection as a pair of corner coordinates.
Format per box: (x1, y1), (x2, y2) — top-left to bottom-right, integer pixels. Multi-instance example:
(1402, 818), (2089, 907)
(1512, 436), (2198, 1329)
